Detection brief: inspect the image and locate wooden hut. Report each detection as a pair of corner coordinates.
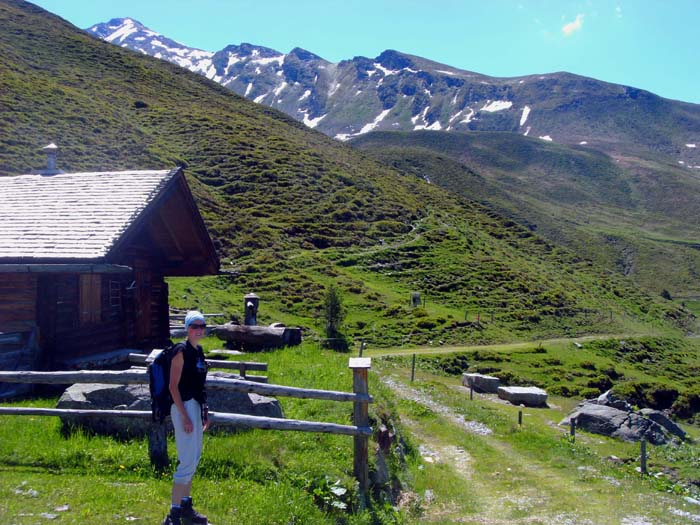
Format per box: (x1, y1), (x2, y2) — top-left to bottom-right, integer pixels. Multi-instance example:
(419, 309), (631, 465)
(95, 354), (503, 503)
(0, 167), (219, 386)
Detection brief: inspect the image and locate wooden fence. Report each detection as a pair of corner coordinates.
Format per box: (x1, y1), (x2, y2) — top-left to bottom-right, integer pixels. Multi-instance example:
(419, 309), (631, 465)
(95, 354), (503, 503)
(0, 357), (373, 496)
(128, 353), (269, 383)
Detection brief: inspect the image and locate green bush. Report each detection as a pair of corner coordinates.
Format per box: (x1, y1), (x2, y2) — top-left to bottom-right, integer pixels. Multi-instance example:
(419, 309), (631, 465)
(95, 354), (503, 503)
(671, 388), (700, 419)
(612, 381), (680, 410)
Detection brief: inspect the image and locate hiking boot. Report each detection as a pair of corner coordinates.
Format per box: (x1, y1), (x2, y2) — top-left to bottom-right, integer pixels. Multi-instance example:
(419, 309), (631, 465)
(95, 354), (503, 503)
(162, 506), (183, 525)
(181, 497), (207, 525)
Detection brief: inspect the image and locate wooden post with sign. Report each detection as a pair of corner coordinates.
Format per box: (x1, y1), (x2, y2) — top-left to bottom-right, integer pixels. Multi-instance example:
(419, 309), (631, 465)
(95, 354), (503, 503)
(350, 357), (371, 506)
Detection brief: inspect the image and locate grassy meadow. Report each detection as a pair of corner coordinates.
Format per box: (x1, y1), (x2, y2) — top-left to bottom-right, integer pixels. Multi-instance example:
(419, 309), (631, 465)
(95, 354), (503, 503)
(3, 336), (700, 524)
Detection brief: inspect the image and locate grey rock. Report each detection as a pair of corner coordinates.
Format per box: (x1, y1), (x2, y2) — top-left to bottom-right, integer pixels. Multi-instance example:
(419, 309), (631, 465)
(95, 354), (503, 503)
(57, 382), (152, 437)
(563, 404), (668, 444)
(461, 373), (500, 393)
(57, 371), (282, 437)
(639, 408), (687, 440)
(497, 386), (548, 407)
(593, 390), (632, 411)
(206, 371), (283, 428)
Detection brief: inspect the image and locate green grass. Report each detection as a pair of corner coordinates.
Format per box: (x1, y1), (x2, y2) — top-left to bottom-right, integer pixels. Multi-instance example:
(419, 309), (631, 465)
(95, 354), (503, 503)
(4, 337), (700, 523)
(351, 131), (700, 298)
(0, 342), (397, 524)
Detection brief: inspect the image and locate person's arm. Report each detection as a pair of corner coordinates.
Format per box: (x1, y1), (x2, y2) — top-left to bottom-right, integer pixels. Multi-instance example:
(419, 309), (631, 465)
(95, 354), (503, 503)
(169, 350), (193, 434)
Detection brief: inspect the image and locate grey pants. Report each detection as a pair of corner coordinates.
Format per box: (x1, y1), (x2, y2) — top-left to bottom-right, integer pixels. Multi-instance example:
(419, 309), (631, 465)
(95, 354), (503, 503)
(171, 398), (203, 484)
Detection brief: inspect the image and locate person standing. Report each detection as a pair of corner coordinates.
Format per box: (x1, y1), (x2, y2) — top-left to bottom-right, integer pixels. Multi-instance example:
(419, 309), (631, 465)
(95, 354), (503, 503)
(163, 311), (210, 525)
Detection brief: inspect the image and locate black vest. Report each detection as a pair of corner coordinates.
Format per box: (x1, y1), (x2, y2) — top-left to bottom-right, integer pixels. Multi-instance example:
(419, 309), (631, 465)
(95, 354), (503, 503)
(175, 341), (207, 404)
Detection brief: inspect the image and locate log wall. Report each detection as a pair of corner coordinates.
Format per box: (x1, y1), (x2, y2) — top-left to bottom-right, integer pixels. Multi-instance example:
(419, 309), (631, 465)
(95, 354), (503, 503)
(0, 274), (37, 332)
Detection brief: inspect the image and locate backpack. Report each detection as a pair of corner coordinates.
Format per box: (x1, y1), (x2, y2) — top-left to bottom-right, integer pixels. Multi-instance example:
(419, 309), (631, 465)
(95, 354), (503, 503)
(148, 342), (183, 423)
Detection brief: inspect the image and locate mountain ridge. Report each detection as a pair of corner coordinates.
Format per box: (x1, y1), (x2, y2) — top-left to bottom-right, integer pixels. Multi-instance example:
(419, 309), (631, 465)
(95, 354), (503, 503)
(87, 17), (700, 167)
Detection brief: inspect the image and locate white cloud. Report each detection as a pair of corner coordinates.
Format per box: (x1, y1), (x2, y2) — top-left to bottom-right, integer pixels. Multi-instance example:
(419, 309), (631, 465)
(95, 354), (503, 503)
(615, 5), (623, 18)
(562, 14), (584, 36)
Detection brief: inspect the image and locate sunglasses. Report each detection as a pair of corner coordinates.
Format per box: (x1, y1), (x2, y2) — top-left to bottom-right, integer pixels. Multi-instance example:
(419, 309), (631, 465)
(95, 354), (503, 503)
(189, 323), (206, 330)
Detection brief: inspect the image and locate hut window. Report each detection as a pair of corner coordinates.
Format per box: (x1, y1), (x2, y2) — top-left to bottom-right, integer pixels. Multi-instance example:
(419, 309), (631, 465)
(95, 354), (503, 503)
(109, 280), (122, 308)
(79, 274), (101, 325)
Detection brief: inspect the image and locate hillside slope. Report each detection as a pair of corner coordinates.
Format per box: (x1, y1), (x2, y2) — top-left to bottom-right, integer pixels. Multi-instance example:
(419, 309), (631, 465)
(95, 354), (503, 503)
(0, 0), (691, 343)
(352, 131), (700, 298)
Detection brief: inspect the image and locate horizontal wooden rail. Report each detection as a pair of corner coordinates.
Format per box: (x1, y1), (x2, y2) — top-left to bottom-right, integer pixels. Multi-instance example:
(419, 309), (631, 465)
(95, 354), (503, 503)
(128, 353), (268, 371)
(0, 407), (371, 437)
(0, 371), (372, 403)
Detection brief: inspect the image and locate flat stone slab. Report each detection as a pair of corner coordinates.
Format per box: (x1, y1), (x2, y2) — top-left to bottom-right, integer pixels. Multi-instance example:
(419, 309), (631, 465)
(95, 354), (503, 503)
(462, 373), (500, 393)
(497, 386), (548, 407)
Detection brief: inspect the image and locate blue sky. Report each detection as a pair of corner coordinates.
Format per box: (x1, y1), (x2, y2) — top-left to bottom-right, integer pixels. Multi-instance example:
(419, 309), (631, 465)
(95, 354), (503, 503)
(32, 0), (699, 104)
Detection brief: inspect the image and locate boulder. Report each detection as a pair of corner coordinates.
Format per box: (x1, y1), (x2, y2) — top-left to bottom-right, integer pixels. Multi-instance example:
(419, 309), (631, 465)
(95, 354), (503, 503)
(57, 382), (152, 438)
(562, 404), (668, 444)
(640, 408), (687, 440)
(57, 370), (283, 437)
(592, 390), (632, 411)
(206, 371), (283, 430)
(497, 386), (548, 407)
(461, 373), (500, 393)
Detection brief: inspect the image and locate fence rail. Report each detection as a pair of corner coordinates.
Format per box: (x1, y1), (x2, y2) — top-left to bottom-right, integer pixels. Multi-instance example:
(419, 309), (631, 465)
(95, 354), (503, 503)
(0, 358), (373, 498)
(128, 353), (268, 383)
(0, 407), (371, 436)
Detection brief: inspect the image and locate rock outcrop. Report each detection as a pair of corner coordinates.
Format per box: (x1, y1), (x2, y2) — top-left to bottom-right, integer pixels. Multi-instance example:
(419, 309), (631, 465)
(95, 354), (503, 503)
(561, 389), (687, 444)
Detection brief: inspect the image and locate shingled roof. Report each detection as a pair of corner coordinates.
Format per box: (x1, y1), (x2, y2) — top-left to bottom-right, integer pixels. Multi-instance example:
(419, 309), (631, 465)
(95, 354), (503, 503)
(0, 168), (219, 275)
(0, 169), (178, 259)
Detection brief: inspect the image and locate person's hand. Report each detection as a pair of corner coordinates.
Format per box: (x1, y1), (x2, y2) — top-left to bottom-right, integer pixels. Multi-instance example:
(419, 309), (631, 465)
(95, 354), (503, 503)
(183, 415), (194, 433)
(202, 405), (210, 432)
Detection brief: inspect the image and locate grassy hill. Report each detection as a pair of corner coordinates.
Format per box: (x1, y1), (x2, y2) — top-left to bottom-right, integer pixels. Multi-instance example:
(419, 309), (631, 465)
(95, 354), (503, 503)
(351, 130), (700, 299)
(0, 0), (693, 345)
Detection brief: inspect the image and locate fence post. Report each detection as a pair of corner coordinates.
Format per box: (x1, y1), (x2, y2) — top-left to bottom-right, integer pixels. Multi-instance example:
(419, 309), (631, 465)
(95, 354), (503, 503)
(518, 409), (523, 427)
(239, 362), (247, 380)
(411, 353), (416, 382)
(640, 437), (647, 475)
(148, 422), (168, 471)
(570, 419), (576, 441)
(349, 357), (371, 507)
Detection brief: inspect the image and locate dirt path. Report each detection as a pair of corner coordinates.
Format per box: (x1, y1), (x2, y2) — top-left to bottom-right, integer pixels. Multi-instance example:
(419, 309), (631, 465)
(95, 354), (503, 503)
(380, 373), (700, 524)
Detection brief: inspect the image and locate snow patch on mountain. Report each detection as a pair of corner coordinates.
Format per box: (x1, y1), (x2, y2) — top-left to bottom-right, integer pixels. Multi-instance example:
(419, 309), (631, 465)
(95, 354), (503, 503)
(373, 64), (400, 76)
(102, 19), (141, 43)
(251, 55), (285, 66)
(460, 108), (476, 124)
(482, 100), (512, 112)
(302, 112), (326, 128)
(245, 83), (253, 96)
(539, 135), (553, 141)
(437, 70), (455, 76)
(360, 109), (391, 134)
(579, 141), (588, 145)
(274, 82), (288, 97)
(520, 106), (531, 126)
(523, 126), (531, 136)
(299, 90), (311, 101)
(687, 144), (697, 148)
(328, 81), (341, 98)
(254, 93), (267, 103)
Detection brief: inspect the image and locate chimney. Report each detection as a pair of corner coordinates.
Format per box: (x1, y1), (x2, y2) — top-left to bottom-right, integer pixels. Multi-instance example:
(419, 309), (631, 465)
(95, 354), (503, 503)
(38, 143), (64, 175)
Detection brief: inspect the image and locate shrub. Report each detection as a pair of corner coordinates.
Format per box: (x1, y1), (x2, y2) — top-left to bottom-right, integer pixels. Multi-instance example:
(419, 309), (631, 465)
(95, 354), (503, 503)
(579, 360), (597, 370)
(672, 388), (700, 419)
(612, 381), (680, 410)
